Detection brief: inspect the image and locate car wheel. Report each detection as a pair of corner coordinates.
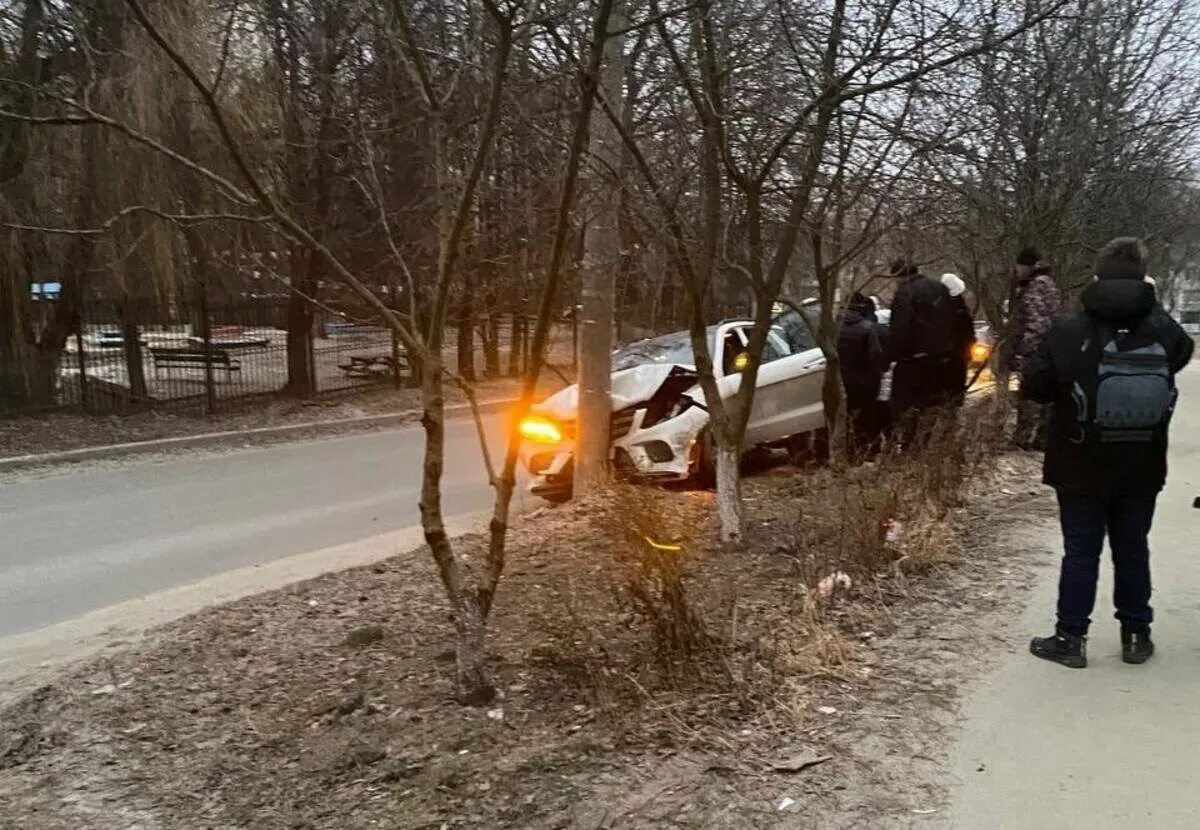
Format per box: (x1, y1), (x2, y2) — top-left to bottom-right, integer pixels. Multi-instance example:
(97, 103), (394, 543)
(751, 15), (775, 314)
(787, 428), (830, 466)
(692, 427), (717, 488)
(540, 488), (572, 505)
(811, 427), (831, 462)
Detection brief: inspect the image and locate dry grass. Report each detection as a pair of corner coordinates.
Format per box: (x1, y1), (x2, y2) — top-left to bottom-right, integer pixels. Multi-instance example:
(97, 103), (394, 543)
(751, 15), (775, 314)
(779, 395), (1010, 594)
(0, 395), (1040, 830)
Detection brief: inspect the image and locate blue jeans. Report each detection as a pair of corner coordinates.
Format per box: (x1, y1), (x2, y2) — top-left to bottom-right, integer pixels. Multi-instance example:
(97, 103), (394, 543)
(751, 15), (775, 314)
(1056, 492), (1157, 636)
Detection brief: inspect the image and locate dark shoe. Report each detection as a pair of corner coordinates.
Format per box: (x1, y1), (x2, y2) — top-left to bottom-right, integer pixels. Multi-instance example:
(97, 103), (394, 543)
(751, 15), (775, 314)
(1122, 630), (1155, 664)
(1030, 630), (1087, 668)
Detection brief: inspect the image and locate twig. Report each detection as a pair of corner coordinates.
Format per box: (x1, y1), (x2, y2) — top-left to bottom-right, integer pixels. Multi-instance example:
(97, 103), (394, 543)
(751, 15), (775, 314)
(0, 98), (254, 208)
(2, 205), (271, 236)
(444, 368), (499, 488)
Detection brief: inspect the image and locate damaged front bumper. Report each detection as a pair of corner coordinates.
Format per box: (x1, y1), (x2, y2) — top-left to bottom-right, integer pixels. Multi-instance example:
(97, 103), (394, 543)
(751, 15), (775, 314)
(523, 404), (709, 500)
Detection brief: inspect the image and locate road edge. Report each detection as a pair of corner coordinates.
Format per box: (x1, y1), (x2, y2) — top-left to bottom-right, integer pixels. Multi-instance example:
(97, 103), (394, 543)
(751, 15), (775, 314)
(0, 510), (496, 709)
(0, 397), (516, 472)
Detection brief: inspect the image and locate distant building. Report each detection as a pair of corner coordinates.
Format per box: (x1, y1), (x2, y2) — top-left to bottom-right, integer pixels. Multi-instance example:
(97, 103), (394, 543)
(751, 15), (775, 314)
(30, 281), (62, 301)
(1169, 274), (1200, 334)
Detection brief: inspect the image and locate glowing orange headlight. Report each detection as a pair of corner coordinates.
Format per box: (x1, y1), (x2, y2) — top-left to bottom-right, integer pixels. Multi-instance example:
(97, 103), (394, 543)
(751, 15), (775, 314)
(970, 342), (991, 363)
(518, 414), (564, 444)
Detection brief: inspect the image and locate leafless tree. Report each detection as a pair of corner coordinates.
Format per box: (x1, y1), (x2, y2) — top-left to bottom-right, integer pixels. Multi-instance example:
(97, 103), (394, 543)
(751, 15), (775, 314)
(573, 0), (625, 496)
(599, 0), (1073, 539)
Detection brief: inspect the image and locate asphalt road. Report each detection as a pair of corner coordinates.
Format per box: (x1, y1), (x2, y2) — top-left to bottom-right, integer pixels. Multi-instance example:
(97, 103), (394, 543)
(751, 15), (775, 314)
(0, 413), (519, 639)
(948, 365), (1200, 829)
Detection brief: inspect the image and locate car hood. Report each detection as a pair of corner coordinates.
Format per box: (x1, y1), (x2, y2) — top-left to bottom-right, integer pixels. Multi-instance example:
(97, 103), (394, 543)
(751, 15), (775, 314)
(534, 363), (699, 421)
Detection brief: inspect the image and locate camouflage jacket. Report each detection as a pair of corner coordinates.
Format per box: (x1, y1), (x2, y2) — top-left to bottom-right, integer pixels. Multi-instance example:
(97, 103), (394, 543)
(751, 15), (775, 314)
(1009, 271), (1061, 372)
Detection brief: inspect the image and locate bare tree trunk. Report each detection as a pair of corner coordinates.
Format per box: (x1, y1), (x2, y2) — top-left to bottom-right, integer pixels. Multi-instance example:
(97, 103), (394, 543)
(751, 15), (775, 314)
(0, 1), (49, 409)
(508, 312), (523, 377)
(574, 0), (625, 497)
(417, 348), (495, 703)
(480, 0), (617, 619)
(284, 262), (315, 397)
(483, 313), (501, 377)
(814, 229), (848, 462)
(715, 444), (742, 536)
(456, 270), (475, 381)
(120, 308), (148, 400)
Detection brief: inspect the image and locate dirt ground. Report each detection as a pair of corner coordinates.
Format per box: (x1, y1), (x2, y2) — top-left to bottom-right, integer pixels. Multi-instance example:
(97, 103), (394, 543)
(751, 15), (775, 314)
(0, 374), (565, 460)
(0, 447), (1051, 830)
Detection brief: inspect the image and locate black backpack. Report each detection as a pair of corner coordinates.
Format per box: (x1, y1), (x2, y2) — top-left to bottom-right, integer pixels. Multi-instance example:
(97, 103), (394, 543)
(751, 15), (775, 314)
(1069, 317), (1178, 445)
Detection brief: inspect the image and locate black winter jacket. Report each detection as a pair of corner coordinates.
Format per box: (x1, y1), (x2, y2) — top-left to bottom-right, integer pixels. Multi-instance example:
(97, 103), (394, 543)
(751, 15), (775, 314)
(1023, 278), (1194, 496)
(890, 274), (958, 361)
(838, 308), (886, 404)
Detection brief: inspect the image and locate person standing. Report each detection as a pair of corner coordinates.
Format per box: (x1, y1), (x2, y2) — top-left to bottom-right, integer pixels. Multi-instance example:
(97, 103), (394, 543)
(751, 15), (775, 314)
(872, 297), (895, 446)
(1024, 237), (1193, 668)
(1006, 248), (1061, 449)
(888, 259), (958, 444)
(940, 273), (977, 406)
(837, 292), (887, 458)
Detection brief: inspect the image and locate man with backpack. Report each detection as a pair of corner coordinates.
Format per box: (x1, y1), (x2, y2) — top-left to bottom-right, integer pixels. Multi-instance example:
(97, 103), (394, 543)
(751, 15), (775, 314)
(1023, 237), (1193, 668)
(888, 259), (960, 445)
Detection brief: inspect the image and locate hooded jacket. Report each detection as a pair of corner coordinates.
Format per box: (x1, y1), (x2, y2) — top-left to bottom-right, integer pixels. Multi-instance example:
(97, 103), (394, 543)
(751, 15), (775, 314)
(838, 299), (886, 404)
(1023, 276), (1193, 495)
(888, 272), (962, 412)
(890, 273), (958, 361)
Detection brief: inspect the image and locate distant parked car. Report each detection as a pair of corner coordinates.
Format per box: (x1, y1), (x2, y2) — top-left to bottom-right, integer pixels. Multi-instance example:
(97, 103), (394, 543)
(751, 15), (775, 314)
(518, 306), (828, 502)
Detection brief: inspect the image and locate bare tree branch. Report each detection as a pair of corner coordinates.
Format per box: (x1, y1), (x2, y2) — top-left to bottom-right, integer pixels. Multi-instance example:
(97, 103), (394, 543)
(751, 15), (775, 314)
(2, 205), (271, 236)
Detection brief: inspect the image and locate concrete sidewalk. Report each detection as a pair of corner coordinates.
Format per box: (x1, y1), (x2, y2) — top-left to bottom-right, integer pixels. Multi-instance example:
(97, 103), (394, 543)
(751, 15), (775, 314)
(947, 366), (1200, 829)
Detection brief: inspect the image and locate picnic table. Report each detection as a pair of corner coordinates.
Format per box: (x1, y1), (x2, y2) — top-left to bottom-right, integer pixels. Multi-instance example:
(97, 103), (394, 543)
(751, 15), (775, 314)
(338, 352), (408, 379)
(187, 334), (271, 349)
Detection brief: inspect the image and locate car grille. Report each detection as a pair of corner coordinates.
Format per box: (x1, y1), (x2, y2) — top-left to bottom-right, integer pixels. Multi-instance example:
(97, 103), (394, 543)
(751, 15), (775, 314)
(611, 408), (637, 440)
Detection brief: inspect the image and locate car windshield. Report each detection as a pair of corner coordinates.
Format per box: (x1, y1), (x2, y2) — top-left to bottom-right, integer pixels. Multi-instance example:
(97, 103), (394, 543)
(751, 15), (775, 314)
(611, 329), (713, 371)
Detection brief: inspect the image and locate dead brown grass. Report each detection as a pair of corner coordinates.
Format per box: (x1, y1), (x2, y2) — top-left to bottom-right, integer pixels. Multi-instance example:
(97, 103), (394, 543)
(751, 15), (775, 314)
(0, 395), (1037, 830)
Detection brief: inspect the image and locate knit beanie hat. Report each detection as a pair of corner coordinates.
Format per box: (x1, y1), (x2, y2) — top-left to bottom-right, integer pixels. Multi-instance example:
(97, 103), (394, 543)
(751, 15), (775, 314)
(1016, 247), (1040, 266)
(941, 273), (966, 297)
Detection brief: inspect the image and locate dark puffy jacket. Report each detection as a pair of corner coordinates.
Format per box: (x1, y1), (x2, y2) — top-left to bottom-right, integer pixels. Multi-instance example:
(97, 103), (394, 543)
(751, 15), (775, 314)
(890, 274), (958, 361)
(838, 307), (885, 404)
(889, 274), (959, 412)
(944, 294), (976, 401)
(1023, 278), (1194, 496)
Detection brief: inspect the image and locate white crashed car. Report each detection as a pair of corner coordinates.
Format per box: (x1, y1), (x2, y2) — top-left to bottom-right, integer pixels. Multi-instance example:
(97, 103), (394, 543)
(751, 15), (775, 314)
(518, 307), (828, 501)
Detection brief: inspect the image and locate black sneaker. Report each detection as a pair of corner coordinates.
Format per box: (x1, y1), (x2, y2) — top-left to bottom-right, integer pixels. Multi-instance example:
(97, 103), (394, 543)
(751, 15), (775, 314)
(1030, 630), (1087, 668)
(1122, 630), (1155, 664)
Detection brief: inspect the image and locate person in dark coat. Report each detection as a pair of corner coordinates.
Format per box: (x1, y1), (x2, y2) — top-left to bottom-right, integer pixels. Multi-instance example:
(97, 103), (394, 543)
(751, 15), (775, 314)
(1023, 237), (1193, 669)
(838, 292), (887, 457)
(940, 273), (977, 406)
(887, 259), (960, 444)
(872, 296), (895, 445)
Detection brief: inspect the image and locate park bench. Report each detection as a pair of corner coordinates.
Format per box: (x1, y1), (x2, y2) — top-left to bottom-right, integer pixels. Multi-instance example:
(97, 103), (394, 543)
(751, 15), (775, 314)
(151, 346), (241, 380)
(338, 352), (408, 379)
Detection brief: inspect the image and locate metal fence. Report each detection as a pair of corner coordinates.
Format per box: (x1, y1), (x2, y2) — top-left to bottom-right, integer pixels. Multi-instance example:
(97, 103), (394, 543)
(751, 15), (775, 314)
(50, 298), (575, 416)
